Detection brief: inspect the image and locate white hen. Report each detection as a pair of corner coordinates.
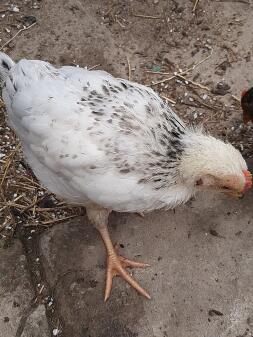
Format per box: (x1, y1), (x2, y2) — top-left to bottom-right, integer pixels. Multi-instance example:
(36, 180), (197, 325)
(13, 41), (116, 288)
(0, 52), (251, 301)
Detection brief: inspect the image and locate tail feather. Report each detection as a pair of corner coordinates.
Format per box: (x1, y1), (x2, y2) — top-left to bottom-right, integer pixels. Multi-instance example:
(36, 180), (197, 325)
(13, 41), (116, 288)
(0, 52), (15, 85)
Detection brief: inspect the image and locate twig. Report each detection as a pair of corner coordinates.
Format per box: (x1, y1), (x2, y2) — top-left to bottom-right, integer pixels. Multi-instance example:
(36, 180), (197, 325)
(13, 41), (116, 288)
(150, 49), (213, 86)
(193, 99), (217, 111)
(231, 94), (240, 102)
(0, 22), (37, 51)
(20, 193), (52, 214)
(104, 5), (114, 16)
(133, 14), (161, 19)
(115, 16), (126, 28)
(12, 184), (35, 191)
(35, 205), (77, 212)
(146, 71), (171, 75)
(190, 48), (213, 71)
(20, 175), (46, 189)
(0, 98), (5, 109)
(151, 74), (175, 86)
(41, 214), (80, 226)
(218, 0), (249, 4)
(160, 95), (176, 105)
(38, 284), (45, 294)
(88, 64), (100, 71)
(127, 57), (131, 81)
(0, 194), (24, 212)
(0, 143), (20, 188)
(193, 0), (200, 12)
(176, 74), (211, 92)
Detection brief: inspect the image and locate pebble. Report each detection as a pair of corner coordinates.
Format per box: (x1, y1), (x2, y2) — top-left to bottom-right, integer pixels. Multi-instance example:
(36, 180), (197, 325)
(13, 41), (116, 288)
(12, 6), (20, 12)
(53, 328), (60, 336)
(211, 81), (231, 95)
(163, 53), (175, 67)
(22, 15), (37, 25)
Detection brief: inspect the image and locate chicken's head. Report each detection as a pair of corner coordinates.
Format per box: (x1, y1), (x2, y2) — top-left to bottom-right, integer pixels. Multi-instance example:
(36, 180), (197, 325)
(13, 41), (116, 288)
(195, 170), (252, 197)
(180, 132), (252, 197)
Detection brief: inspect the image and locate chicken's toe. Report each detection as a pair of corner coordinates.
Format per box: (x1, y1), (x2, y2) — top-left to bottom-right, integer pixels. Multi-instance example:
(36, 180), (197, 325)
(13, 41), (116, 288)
(104, 253), (151, 301)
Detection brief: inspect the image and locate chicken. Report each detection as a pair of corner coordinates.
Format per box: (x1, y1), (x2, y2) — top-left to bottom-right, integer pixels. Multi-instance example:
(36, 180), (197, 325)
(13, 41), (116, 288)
(0, 52), (252, 301)
(241, 87), (253, 123)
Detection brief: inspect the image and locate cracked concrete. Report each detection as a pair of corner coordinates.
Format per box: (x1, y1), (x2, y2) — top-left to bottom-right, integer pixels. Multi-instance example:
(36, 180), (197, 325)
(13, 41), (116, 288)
(0, 240), (50, 337)
(21, 305), (50, 337)
(38, 179), (253, 337)
(2, 184), (253, 337)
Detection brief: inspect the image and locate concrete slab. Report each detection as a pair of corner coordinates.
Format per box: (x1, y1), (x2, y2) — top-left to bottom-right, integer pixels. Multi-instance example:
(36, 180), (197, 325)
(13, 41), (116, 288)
(21, 305), (50, 337)
(0, 240), (50, 337)
(39, 180), (253, 337)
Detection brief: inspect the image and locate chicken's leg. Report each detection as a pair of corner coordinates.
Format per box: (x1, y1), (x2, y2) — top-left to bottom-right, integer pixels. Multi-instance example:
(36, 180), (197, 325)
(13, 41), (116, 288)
(86, 206), (151, 301)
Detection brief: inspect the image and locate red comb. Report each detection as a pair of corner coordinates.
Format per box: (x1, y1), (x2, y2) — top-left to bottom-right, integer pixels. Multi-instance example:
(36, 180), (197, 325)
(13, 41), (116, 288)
(243, 170), (252, 191)
(241, 89), (248, 98)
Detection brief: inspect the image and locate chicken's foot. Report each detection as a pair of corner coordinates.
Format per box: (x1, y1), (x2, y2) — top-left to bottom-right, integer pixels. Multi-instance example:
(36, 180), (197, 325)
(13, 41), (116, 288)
(98, 225), (151, 301)
(86, 206), (151, 301)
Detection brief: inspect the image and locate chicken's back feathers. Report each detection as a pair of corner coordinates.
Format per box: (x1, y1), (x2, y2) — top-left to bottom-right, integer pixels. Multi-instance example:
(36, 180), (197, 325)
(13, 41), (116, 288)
(0, 52), (15, 85)
(2, 56), (192, 212)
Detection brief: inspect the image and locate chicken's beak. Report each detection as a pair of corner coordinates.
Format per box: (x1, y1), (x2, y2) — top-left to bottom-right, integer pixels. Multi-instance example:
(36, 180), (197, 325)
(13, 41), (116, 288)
(224, 171), (252, 199)
(243, 170), (252, 192)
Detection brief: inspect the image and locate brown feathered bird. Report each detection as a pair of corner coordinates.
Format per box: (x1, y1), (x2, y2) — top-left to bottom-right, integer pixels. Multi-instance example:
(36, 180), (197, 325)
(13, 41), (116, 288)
(241, 87), (253, 123)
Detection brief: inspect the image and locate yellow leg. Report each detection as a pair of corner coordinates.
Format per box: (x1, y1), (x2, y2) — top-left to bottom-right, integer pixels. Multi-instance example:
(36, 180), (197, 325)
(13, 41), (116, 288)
(96, 224), (151, 301)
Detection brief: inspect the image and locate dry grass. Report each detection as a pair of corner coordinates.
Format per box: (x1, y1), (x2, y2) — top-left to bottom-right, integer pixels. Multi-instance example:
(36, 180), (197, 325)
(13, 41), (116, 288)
(0, 105), (83, 238)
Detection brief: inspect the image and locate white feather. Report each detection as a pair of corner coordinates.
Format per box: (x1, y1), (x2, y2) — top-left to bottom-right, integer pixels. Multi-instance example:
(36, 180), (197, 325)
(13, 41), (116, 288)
(1, 54), (248, 213)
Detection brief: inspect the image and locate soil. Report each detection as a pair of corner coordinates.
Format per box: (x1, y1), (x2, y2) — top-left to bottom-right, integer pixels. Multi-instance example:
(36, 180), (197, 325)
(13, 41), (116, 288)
(1, 0), (253, 233)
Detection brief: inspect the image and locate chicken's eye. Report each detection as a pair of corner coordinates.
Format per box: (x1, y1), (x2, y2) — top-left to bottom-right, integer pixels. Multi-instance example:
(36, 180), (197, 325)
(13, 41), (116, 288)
(2, 60), (10, 70)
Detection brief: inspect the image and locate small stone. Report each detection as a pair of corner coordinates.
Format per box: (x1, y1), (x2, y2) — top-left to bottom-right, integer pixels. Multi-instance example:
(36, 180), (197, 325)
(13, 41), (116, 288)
(211, 81), (231, 95)
(208, 309), (223, 316)
(13, 6), (19, 12)
(163, 53), (175, 68)
(53, 328), (60, 336)
(22, 15), (37, 26)
(214, 68), (225, 76)
(247, 317), (253, 327)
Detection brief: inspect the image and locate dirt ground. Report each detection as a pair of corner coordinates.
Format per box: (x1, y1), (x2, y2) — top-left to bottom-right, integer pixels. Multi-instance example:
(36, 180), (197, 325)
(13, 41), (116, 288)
(1, 1), (253, 337)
